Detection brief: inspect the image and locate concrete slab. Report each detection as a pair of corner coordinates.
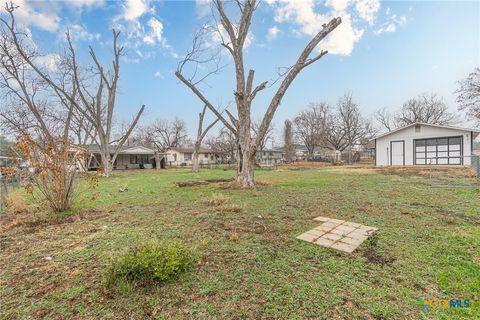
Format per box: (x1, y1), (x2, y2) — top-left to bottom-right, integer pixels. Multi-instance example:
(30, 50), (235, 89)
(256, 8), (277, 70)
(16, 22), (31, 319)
(295, 216), (378, 253)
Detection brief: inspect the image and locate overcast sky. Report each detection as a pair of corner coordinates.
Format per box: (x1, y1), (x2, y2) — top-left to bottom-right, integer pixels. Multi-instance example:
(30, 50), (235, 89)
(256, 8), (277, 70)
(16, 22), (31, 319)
(2, 0), (479, 141)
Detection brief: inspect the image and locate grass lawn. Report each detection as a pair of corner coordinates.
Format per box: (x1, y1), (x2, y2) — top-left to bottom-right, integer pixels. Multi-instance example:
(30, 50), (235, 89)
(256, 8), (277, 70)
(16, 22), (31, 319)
(1, 166), (479, 319)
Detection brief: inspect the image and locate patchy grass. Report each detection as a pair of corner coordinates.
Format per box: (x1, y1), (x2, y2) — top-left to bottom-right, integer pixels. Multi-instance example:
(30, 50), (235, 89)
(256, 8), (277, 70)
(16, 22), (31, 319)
(1, 166), (479, 319)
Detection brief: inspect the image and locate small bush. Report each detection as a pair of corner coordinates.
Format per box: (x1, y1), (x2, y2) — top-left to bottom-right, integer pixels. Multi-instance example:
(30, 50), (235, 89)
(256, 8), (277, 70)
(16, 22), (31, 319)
(4, 190), (28, 214)
(106, 240), (196, 286)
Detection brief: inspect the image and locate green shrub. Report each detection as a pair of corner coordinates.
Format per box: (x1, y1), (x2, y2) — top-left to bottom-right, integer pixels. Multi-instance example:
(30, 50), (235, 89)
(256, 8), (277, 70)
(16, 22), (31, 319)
(106, 240), (196, 286)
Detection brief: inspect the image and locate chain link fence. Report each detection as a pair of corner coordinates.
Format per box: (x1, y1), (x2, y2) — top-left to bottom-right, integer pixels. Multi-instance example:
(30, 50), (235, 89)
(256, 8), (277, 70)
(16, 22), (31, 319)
(0, 174), (21, 211)
(428, 155), (480, 188)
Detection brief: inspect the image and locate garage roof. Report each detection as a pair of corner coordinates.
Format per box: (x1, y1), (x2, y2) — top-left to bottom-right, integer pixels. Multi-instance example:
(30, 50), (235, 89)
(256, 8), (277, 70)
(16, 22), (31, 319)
(371, 122), (480, 141)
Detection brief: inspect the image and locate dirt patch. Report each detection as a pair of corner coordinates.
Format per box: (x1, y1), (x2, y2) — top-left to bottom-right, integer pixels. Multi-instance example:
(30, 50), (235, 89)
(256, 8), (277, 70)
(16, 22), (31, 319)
(176, 178), (235, 187)
(376, 166), (477, 178)
(278, 162), (331, 170)
(175, 181), (209, 187)
(0, 209), (110, 234)
(205, 178), (235, 183)
(362, 248), (395, 266)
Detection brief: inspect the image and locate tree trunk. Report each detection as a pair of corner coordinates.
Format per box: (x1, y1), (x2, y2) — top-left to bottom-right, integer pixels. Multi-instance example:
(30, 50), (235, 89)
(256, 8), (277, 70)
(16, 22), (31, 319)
(101, 154), (113, 177)
(155, 152), (161, 170)
(192, 149), (200, 173)
(239, 149), (255, 187)
(237, 143), (255, 187)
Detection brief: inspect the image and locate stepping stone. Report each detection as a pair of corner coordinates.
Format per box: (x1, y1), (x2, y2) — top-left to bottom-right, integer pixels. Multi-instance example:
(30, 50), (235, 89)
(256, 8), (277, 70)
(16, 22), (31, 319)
(342, 221), (362, 228)
(322, 221), (342, 229)
(330, 241), (357, 253)
(341, 236), (365, 246)
(331, 225), (356, 235)
(321, 233), (343, 242)
(296, 232), (319, 243)
(316, 225), (336, 232)
(306, 229), (325, 237)
(313, 216), (330, 222)
(328, 218), (345, 225)
(346, 231), (369, 241)
(314, 237), (335, 247)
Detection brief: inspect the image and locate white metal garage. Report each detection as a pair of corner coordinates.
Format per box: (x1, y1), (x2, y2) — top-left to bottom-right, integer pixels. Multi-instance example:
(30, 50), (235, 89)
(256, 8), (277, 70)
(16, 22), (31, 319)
(372, 123), (480, 166)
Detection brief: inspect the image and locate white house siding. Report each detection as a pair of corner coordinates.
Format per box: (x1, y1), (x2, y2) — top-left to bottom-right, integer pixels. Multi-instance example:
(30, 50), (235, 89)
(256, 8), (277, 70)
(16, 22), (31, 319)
(375, 124), (476, 166)
(165, 150), (217, 167)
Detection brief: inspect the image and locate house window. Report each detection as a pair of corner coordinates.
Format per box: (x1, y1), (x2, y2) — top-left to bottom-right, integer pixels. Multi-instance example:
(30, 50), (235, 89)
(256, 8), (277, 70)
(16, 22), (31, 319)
(414, 136), (462, 165)
(204, 154), (208, 159)
(130, 155), (135, 164)
(184, 153), (192, 161)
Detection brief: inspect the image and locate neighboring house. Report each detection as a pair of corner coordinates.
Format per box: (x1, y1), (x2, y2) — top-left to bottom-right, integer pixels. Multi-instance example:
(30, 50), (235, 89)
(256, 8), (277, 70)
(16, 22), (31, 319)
(274, 145), (329, 161)
(256, 149), (283, 165)
(164, 147), (219, 167)
(85, 144), (156, 170)
(372, 122), (480, 166)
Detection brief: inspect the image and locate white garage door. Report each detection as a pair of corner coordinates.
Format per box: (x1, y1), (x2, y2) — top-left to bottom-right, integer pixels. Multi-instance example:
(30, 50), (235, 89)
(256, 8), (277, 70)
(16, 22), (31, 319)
(390, 141), (405, 165)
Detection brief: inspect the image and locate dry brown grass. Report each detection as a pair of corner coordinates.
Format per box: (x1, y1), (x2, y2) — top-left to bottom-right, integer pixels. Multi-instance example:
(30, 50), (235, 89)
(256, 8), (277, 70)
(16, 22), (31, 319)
(218, 203), (244, 213)
(278, 161), (331, 170)
(3, 190), (28, 214)
(202, 193), (231, 206)
(376, 165), (477, 178)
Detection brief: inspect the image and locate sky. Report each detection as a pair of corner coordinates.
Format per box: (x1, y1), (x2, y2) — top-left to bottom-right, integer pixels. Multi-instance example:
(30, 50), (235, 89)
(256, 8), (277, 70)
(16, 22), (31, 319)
(2, 0), (479, 142)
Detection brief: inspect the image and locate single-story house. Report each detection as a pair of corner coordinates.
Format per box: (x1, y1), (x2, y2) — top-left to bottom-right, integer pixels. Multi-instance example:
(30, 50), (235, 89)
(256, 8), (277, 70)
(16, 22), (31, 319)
(372, 122), (480, 166)
(164, 147), (219, 167)
(85, 144), (156, 170)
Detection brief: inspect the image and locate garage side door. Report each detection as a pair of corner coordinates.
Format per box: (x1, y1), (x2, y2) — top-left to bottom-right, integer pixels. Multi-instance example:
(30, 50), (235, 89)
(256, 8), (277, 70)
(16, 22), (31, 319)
(390, 141), (405, 165)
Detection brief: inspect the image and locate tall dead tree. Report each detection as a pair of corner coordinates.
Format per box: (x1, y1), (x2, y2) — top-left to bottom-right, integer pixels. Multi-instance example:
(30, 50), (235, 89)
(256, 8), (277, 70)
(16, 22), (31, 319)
(193, 105), (219, 172)
(456, 67), (480, 125)
(175, 0), (341, 186)
(1, 3), (144, 177)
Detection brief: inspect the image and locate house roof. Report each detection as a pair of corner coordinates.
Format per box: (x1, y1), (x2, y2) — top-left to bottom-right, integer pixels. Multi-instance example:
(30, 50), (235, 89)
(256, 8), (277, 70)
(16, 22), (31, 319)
(371, 122), (480, 141)
(83, 144), (155, 154)
(168, 147), (215, 154)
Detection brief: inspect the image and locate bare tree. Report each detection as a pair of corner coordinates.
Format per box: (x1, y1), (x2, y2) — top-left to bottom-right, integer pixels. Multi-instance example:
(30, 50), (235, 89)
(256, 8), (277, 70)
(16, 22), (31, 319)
(142, 118), (188, 169)
(0, 4), (144, 177)
(394, 93), (457, 127)
(456, 67), (480, 125)
(205, 127), (237, 163)
(294, 103), (328, 159)
(337, 94), (367, 162)
(252, 120), (274, 153)
(193, 106), (219, 172)
(0, 4), (87, 211)
(374, 107), (393, 132)
(322, 110), (349, 157)
(175, 0), (341, 186)
(283, 119), (294, 162)
(322, 94), (369, 163)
